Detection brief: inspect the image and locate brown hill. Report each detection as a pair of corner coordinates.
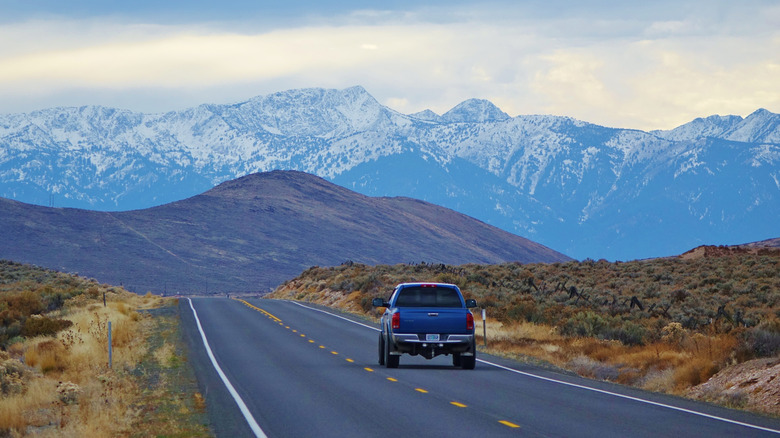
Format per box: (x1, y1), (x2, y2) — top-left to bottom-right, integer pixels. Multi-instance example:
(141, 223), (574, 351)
(0, 171), (571, 294)
(679, 243), (780, 260)
(740, 237), (780, 248)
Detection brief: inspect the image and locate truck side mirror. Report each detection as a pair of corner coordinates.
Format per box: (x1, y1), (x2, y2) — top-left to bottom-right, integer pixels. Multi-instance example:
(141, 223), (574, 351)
(372, 298), (388, 307)
(465, 299), (477, 308)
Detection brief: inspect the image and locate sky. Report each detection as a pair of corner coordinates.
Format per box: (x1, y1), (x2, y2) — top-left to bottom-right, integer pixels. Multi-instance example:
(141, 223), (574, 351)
(1, 0), (778, 130)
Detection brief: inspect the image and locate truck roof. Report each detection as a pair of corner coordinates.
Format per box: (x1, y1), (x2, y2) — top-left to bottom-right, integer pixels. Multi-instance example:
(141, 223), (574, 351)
(396, 282), (459, 288)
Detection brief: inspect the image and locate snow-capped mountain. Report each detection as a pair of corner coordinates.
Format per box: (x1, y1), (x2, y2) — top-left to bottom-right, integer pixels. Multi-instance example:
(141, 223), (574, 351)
(1, 86), (778, 261)
(651, 108), (780, 144)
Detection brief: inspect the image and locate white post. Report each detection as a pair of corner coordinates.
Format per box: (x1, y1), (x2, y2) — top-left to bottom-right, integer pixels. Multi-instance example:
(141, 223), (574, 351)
(481, 309), (487, 347)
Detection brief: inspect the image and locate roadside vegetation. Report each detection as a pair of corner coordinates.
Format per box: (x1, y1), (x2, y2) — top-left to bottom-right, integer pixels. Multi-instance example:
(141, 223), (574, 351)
(0, 260), (211, 437)
(3, 244), (778, 434)
(268, 246), (780, 416)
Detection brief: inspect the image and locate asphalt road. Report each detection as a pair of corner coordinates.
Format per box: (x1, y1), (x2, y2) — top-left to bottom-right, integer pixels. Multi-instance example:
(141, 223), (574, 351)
(180, 297), (780, 438)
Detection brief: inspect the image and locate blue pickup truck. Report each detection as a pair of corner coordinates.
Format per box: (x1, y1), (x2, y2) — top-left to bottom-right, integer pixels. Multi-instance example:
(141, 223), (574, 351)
(372, 283), (478, 369)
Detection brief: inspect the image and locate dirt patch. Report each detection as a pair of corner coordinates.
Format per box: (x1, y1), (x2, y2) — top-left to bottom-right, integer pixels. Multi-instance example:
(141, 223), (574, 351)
(688, 356), (780, 416)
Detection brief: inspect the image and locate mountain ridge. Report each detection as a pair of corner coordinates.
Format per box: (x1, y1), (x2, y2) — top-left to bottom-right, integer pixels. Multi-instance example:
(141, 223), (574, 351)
(1, 86), (778, 261)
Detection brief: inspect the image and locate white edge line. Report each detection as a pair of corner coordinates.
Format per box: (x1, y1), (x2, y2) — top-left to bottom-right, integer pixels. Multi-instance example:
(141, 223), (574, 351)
(188, 298), (268, 438)
(286, 299), (780, 435)
(479, 359), (780, 435)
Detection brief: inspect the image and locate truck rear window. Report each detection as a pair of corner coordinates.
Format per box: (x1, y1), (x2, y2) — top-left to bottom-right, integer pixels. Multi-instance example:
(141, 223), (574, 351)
(394, 287), (462, 308)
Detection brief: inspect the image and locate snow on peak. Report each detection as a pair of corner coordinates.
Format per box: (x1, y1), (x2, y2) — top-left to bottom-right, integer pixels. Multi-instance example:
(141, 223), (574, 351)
(441, 99), (510, 123)
(729, 108), (780, 144)
(410, 109), (441, 122)
(653, 108), (779, 144)
(240, 86), (390, 137)
(652, 114), (743, 141)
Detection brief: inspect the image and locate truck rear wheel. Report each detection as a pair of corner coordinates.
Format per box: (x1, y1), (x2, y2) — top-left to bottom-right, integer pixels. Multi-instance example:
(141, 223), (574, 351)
(385, 335), (399, 368)
(452, 353), (461, 367)
(461, 342), (476, 370)
(378, 334), (385, 365)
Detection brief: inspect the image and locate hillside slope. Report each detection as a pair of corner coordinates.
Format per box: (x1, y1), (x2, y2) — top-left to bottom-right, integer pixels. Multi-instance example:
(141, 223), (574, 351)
(0, 170), (570, 293)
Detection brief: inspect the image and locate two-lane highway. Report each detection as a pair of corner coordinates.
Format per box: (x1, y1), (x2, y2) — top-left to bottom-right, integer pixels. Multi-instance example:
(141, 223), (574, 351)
(180, 297), (780, 437)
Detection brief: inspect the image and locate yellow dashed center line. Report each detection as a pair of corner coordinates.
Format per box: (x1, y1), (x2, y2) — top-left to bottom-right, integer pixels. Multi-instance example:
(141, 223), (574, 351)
(235, 299), (282, 322)
(238, 298), (522, 431)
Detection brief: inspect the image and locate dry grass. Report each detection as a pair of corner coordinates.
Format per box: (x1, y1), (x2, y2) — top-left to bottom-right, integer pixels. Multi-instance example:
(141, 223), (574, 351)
(154, 341), (178, 368)
(0, 261), (213, 437)
(474, 318), (738, 395)
(0, 290), (152, 436)
(0, 280), (211, 437)
(0, 379), (58, 432)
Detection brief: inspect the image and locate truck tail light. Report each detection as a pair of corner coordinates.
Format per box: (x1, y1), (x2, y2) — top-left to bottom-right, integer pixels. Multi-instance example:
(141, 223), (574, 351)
(392, 312), (400, 330)
(466, 312), (474, 330)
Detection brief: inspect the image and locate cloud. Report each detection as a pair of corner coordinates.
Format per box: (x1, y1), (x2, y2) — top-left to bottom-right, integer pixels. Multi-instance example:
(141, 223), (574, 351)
(532, 51), (611, 110)
(0, 2), (778, 130)
(0, 28), (387, 87)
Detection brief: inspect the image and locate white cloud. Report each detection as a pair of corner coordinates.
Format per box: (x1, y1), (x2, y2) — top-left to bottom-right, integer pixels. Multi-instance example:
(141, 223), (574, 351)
(0, 2), (778, 131)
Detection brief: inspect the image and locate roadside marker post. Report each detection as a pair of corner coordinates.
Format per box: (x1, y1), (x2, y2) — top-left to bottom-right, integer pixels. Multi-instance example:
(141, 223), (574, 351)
(482, 309), (487, 347)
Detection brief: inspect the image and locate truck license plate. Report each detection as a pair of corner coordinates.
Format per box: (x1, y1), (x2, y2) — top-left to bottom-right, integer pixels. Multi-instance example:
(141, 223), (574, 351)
(426, 334), (440, 341)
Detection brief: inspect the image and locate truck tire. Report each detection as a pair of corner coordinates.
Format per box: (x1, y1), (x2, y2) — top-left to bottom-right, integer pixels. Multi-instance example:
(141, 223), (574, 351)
(385, 335), (399, 368)
(378, 334), (385, 366)
(452, 353), (461, 367)
(461, 342), (476, 370)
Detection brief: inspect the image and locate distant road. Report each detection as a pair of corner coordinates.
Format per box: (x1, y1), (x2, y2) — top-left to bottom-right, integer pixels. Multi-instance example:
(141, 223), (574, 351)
(180, 298), (780, 437)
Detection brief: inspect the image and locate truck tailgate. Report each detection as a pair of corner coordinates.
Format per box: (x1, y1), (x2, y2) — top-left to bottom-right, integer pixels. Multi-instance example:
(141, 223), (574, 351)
(398, 309), (470, 334)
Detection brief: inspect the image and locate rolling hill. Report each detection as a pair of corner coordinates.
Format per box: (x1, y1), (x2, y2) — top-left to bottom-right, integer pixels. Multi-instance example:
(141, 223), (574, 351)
(0, 170), (570, 294)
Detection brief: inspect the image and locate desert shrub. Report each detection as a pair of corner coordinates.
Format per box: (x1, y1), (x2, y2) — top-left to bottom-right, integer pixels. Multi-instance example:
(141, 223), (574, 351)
(742, 318), (780, 358)
(434, 272), (459, 284)
(506, 298), (540, 323)
(0, 353), (31, 396)
(541, 304), (574, 327)
(1, 291), (44, 321)
(661, 322), (687, 347)
(0, 323), (21, 349)
(44, 292), (66, 312)
(272, 251), (780, 362)
(567, 355), (620, 381)
(24, 339), (67, 374)
(353, 273), (382, 294)
(671, 289), (689, 303)
(20, 316), (73, 338)
(606, 321), (647, 346)
(562, 311), (609, 338)
(467, 272), (490, 286)
(673, 357), (718, 388)
(359, 296), (374, 313)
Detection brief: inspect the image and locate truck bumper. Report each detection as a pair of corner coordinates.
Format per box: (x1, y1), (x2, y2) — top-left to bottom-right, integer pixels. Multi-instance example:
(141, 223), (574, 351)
(390, 333), (475, 358)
